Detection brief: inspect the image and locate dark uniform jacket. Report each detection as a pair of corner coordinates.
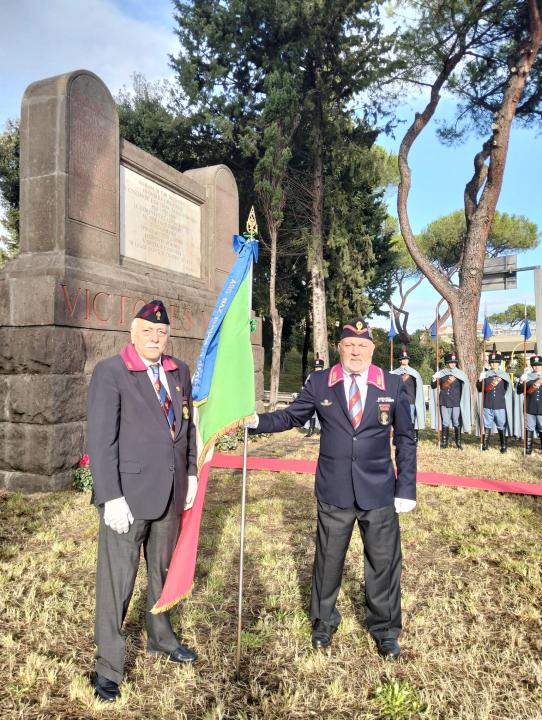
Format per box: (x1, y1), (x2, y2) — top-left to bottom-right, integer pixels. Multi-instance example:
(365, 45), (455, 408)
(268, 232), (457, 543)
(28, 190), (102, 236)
(516, 376), (542, 415)
(476, 375), (507, 410)
(257, 363), (416, 510)
(431, 374), (462, 407)
(87, 343), (197, 519)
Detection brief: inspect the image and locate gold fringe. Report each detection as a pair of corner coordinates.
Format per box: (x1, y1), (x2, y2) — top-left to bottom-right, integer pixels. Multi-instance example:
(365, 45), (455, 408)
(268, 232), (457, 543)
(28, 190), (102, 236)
(150, 583), (194, 614)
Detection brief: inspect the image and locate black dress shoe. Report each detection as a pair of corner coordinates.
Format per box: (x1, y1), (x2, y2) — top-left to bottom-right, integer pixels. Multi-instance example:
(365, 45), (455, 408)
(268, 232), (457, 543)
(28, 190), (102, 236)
(93, 672), (120, 702)
(311, 620), (338, 649)
(376, 637), (400, 660)
(166, 644), (198, 663)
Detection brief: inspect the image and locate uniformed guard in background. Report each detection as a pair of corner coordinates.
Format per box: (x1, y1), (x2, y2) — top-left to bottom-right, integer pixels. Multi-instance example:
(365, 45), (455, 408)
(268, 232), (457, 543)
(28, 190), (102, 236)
(306, 354), (325, 437)
(391, 347), (425, 443)
(476, 350), (513, 453)
(429, 350), (471, 449)
(515, 355), (542, 454)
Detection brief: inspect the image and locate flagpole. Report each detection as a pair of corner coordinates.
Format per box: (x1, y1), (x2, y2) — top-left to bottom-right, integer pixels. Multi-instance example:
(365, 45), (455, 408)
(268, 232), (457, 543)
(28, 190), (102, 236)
(435, 302), (441, 449)
(236, 207), (257, 680)
(236, 425), (249, 679)
(390, 336), (394, 371)
(523, 305), (527, 457)
(480, 337), (486, 452)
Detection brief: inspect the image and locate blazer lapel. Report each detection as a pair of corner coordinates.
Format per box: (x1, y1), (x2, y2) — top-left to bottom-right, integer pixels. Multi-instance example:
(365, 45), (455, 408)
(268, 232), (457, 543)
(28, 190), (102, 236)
(167, 369), (184, 439)
(332, 380), (353, 428)
(356, 382), (378, 433)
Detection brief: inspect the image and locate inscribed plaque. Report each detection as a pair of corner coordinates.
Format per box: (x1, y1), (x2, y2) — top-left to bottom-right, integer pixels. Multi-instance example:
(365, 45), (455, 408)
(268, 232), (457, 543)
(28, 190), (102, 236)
(120, 166), (202, 277)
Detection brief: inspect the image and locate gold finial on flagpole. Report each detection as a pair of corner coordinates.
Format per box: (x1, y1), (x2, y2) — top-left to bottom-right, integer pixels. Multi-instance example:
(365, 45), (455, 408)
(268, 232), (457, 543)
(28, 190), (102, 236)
(246, 206), (258, 239)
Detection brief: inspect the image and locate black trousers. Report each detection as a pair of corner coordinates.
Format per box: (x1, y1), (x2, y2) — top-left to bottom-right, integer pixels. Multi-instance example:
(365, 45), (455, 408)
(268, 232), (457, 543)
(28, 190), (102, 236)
(310, 500), (402, 640)
(94, 494), (180, 684)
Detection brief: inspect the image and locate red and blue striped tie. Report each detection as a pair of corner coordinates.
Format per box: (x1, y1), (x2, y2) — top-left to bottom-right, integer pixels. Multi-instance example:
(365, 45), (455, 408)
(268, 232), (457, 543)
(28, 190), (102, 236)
(151, 364), (176, 434)
(349, 373), (363, 429)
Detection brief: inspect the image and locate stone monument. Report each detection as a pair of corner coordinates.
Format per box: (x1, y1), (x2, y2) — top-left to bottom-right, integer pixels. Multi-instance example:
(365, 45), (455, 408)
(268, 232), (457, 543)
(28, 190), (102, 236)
(0, 69), (263, 492)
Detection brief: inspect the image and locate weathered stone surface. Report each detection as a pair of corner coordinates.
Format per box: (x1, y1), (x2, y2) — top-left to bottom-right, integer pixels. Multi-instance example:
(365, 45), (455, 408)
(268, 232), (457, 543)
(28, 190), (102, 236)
(10, 275), (56, 326)
(68, 73), (118, 237)
(7, 375), (87, 424)
(19, 174), (65, 254)
(0, 376), (8, 422)
(0, 421), (85, 474)
(0, 327), (86, 374)
(0, 278), (9, 325)
(0, 469), (74, 493)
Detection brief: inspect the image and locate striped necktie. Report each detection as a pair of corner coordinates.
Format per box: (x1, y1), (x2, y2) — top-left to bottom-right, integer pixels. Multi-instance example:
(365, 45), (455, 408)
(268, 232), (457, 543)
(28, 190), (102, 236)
(348, 373), (363, 429)
(150, 363), (175, 434)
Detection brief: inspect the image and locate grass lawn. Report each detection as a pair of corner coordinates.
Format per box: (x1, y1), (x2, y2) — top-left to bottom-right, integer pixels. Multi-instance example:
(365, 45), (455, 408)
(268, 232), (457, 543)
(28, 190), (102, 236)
(0, 431), (541, 719)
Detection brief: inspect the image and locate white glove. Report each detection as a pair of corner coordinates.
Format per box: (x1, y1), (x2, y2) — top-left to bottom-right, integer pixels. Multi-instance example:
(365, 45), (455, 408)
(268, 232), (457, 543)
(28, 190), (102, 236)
(432, 371), (442, 381)
(244, 414), (259, 429)
(184, 475), (198, 510)
(104, 496), (134, 534)
(394, 498), (417, 513)
(479, 371), (486, 381)
(520, 373), (528, 382)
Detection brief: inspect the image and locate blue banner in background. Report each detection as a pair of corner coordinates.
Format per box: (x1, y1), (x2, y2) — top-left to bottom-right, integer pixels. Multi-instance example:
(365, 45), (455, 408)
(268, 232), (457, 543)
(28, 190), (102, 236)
(192, 235), (258, 403)
(520, 318), (532, 340)
(481, 317), (493, 341)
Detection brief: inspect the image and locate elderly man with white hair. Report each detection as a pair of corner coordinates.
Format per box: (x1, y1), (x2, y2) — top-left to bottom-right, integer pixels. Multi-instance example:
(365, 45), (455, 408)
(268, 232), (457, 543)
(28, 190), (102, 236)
(87, 300), (198, 702)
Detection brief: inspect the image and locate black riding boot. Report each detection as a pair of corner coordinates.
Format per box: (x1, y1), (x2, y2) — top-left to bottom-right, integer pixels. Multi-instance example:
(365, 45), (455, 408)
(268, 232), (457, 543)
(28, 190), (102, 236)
(440, 427), (449, 448)
(482, 429), (491, 451)
(539, 433), (542, 452)
(454, 426), (463, 450)
(526, 430), (534, 455)
(307, 417), (315, 437)
(498, 429), (507, 453)
(415, 430), (419, 444)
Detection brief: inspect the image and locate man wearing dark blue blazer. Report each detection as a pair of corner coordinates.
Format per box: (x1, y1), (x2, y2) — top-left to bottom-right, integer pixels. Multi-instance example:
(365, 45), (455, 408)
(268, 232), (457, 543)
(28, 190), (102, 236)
(87, 300), (198, 702)
(248, 318), (416, 659)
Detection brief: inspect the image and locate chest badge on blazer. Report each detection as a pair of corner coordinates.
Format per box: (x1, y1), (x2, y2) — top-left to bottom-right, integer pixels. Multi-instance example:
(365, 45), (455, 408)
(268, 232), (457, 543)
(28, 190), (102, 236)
(377, 403), (391, 426)
(182, 397), (190, 420)
(320, 399), (333, 407)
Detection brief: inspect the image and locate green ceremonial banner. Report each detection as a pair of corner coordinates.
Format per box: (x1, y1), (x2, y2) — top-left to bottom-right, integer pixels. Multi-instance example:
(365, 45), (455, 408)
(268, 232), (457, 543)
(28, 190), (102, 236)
(195, 272), (255, 465)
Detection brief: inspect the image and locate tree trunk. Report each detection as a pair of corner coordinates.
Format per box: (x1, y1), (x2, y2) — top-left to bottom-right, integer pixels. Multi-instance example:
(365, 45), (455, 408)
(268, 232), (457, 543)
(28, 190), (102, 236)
(302, 314), (311, 385)
(310, 107), (329, 367)
(268, 224), (283, 411)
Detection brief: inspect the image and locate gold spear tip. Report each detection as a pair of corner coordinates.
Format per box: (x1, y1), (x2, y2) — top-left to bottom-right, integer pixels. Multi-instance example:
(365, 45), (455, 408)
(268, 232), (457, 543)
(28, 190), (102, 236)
(246, 206), (258, 239)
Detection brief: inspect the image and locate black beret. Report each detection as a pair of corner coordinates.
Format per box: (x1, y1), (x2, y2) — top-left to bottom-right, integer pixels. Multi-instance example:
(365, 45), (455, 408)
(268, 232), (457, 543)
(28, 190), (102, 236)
(135, 299), (170, 325)
(340, 318), (373, 341)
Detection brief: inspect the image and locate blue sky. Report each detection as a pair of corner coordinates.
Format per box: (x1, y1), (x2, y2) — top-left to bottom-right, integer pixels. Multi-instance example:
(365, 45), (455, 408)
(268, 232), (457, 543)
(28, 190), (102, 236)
(1, 0), (540, 330)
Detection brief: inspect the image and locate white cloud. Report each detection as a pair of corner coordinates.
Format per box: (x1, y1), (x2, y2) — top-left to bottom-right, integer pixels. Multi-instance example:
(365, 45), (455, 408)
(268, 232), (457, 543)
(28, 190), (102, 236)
(0, 0), (178, 125)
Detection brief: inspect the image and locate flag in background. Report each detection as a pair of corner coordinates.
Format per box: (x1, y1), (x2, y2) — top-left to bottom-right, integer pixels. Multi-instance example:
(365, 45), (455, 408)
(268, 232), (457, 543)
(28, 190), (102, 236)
(152, 232), (258, 613)
(430, 320), (437, 339)
(481, 317), (493, 341)
(520, 318), (532, 340)
(388, 313), (398, 341)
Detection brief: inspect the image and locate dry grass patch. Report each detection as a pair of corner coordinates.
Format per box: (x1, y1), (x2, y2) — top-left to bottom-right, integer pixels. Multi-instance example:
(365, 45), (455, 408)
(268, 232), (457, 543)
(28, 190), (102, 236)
(0, 430), (541, 719)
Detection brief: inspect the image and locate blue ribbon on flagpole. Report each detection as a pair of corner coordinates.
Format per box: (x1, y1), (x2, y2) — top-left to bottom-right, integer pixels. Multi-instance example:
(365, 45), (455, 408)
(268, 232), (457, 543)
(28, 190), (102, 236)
(430, 321), (437, 339)
(192, 235), (258, 403)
